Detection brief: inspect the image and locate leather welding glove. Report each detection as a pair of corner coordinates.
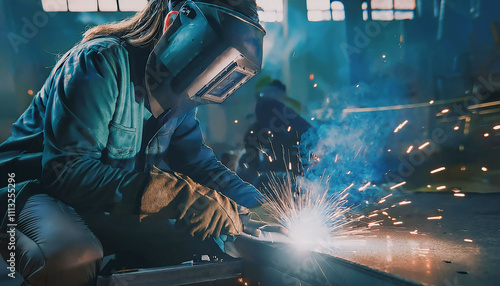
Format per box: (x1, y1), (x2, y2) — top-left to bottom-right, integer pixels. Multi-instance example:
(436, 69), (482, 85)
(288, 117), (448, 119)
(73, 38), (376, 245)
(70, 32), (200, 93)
(140, 166), (243, 240)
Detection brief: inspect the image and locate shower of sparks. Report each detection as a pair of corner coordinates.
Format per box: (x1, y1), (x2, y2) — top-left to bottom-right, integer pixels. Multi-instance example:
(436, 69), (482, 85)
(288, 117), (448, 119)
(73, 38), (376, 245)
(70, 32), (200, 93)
(390, 181), (406, 189)
(427, 216), (443, 220)
(260, 174), (357, 250)
(418, 142), (430, 150)
(430, 167), (446, 174)
(393, 120), (409, 133)
(406, 145), (414, 153)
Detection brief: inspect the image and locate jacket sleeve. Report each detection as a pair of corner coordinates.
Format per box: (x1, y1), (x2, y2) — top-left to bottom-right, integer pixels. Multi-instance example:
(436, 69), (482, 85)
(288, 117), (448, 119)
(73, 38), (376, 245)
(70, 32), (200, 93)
(41, 45), (148, 214)
(166, 109), (264, 208)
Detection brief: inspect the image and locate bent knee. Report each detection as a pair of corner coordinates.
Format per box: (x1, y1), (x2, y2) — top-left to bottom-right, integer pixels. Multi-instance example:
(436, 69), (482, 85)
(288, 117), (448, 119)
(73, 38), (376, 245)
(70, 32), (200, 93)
(18, 228), (103, 286)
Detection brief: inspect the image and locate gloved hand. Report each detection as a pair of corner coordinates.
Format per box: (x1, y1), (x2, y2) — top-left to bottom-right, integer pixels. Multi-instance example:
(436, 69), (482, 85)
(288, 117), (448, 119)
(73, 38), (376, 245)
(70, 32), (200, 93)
(140, 166), (243, 240)
(239, 205), (289, 237)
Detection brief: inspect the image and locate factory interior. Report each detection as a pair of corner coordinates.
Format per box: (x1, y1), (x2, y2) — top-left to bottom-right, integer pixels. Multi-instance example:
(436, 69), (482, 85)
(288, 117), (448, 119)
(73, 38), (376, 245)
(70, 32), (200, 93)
(0, 0), (499, 285)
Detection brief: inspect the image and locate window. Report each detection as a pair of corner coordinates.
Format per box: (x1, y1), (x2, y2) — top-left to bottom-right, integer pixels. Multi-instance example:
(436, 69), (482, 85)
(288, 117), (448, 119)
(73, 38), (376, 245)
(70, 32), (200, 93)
(42, 0), (148, 12)
(256, 0), (284, 22)
(307, 0), (345, 22)
(369, 0), (416, 20)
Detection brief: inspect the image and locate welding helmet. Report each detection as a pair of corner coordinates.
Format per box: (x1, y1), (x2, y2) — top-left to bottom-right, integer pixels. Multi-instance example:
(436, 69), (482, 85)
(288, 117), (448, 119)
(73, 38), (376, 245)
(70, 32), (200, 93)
(146, 0), (266, 117)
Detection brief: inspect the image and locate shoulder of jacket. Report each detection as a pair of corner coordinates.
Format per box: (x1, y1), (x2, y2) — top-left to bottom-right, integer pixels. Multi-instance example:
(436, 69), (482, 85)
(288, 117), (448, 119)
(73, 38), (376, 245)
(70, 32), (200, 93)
(79, 36), (128, 57)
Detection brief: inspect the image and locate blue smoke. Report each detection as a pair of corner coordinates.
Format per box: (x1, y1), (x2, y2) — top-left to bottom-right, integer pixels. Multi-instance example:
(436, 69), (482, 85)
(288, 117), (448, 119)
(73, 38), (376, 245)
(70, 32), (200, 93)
(300, 81), (410, 206)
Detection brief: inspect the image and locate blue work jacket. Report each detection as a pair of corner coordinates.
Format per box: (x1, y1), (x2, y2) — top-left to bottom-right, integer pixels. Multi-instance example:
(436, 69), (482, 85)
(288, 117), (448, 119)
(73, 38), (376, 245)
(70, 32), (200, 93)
(0, 37), (263, 216)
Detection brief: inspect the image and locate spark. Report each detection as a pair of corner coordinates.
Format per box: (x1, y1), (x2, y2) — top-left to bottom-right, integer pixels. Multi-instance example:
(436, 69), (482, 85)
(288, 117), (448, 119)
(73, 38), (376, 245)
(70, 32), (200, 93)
(378, 199), (386, 204)
(454, 193), (465, 197)
(481, 167), (488, 172)
(287, 126), (292, 132)
(406, 145), (414, 153)
(382, 211), (389, 215)
(356, 84), (360, 88)
(427, 185), (432, 188)
(454, 126), (460, 131)
(418, 142), (430, 150)
(311, 117), (315, 121)
(309, 74), (315, 80)
(441, 108), (450, 114)
(387, 149), (391, 152)
(368, 222), (381, 227)
(28, 90), (34, 96)
(313, 83), (318, 88)
(399, 200), (412, 205)
(234, 120), (238, 124)
(393, 120), (409, 133)
(288, 162), (292, 171)
(494, 125), (500, 130)
(250, 130), (254, 134)
(368, 213), (378, 218)
(390, 181), (406, 189)
(343, 183), (354, 192)
(261, 174), (356, 250)
(359, 182), (371, 191)
(382, 54), (386, 58)
(427, 216), (442, 220)
(484, 133), (490, 137)
(268, 130), (272, 134)
(393, 221), (403, 225)
(243, 163), (248, 169)
(464, 239), (473, 243)
(268, 156), (273, 162)
(430, 167), (446, 174)
(381, 194), (393, 200)
(436, 185), (446, 190)
(410, 230), (418, 235)
(429, 100), (435, 104)
(461, 166), (466, 171)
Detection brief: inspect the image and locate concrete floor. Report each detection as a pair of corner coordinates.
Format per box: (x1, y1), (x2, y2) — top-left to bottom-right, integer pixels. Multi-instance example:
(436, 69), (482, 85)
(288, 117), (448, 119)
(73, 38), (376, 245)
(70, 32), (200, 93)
(327, 191), (500, 286)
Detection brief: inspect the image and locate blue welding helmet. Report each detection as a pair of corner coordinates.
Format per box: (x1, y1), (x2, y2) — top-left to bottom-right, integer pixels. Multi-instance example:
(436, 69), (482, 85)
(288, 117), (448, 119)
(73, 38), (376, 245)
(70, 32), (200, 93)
(146, 0), (266, 117)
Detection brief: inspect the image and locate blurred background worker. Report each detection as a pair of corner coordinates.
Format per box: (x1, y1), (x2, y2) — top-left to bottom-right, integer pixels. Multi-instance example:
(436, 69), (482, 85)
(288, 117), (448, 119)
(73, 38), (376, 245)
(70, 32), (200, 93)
(0, 0), (267, 285)
(238, 78), (312, 191)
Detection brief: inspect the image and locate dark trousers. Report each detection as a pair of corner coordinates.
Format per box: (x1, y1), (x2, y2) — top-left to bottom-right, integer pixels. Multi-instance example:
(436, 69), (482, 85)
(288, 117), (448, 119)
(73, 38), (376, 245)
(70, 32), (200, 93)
(0, 185), (223, 286)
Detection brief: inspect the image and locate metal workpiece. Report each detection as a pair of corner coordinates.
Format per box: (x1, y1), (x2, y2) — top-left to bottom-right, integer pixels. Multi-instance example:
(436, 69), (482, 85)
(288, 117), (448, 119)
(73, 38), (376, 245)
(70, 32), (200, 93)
(99, 260), (244, 286)
(232, 235), (422, 286)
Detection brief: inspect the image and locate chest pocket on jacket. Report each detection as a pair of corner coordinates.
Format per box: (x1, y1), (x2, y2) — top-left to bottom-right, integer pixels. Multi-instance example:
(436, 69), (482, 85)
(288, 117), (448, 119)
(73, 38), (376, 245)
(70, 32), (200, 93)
(147, 122), (174, 155)
(106, 122), (138, 159)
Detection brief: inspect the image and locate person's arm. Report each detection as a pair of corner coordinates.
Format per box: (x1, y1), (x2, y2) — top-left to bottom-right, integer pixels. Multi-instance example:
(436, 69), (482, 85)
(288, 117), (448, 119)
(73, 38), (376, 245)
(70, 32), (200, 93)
(41, 43), (148, 214)
(166, 109), (264, 208)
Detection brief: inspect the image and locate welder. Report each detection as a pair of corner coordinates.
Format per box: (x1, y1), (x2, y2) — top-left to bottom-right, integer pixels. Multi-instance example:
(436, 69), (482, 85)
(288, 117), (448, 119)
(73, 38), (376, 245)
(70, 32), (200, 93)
(0, 0), (266, 285)
(238, 79), (312, 191)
